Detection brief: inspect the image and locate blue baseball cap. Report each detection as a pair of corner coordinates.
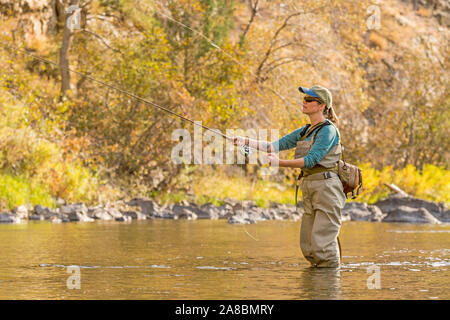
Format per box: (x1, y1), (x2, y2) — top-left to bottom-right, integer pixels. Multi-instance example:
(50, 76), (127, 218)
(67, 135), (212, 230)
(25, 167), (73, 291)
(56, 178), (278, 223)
(298, 85), (332, 108)
(298, 86), (320, 98)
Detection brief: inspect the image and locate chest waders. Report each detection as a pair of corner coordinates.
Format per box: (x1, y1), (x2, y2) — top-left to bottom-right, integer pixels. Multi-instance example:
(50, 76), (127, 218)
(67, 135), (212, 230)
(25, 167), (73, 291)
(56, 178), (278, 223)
(294, 121), (344, 265)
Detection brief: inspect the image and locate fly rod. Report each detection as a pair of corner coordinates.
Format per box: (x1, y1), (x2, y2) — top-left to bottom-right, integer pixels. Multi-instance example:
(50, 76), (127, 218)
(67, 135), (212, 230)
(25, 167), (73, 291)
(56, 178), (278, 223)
(0, 40), (234, 140)
(0, 40), (262, 156)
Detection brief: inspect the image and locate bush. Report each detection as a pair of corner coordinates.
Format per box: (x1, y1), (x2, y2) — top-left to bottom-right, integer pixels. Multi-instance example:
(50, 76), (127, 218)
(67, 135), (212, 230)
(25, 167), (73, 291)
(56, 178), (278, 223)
(356, 163), (449, 204)
(0, 88), (101, 209)
(0, 172), (56, 210)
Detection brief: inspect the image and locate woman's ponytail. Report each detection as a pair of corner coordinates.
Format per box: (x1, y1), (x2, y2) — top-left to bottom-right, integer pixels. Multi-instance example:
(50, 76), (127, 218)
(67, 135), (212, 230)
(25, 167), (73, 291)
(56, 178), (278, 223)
(325, 106), (339, 126)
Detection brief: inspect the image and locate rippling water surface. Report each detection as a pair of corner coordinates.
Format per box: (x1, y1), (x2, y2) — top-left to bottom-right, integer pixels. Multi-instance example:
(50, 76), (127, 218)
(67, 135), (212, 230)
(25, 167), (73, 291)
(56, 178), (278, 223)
(0, 220), (448, 299)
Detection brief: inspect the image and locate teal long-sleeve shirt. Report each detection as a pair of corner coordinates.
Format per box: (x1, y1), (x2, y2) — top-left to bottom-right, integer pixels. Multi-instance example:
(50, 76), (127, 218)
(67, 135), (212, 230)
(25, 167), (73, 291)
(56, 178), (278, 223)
(271, 120), (340, 168)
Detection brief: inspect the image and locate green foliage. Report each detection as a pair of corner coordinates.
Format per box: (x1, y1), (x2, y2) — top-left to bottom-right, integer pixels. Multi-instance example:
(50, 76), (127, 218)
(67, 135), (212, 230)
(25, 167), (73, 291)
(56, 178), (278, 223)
(0, 172), (56, 210)
(190, 168), (294, 207)
(0, 87), (101, 209)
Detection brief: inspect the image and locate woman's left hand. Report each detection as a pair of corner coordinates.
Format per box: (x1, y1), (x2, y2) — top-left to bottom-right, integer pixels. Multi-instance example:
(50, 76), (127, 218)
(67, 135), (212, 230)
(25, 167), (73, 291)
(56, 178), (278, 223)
(266, 153), (279, 166)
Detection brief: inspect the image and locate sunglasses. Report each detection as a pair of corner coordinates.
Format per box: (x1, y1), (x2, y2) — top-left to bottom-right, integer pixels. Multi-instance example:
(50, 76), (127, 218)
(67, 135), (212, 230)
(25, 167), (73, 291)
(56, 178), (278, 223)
(303, 96), (323, 103)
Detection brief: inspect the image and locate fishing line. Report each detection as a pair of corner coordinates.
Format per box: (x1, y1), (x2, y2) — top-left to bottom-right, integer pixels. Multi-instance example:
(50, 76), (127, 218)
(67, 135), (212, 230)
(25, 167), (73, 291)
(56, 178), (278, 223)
(0, 5), (277, 235)
(147, 2), (329, 155)
(149, 3), (300, 113)
(243, 225), (259, 241)
(148, 3), (274, 237)
(0, 40), (264, 163)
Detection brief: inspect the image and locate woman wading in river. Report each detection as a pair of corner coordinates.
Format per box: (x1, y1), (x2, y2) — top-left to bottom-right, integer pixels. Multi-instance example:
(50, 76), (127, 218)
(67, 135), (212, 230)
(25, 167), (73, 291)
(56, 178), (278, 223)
(234, 85), (346, 268)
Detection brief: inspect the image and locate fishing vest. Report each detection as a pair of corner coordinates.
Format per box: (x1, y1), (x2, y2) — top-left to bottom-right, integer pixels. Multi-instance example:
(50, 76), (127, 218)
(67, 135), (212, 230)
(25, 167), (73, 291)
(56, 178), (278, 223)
(294, 120), (341, 176)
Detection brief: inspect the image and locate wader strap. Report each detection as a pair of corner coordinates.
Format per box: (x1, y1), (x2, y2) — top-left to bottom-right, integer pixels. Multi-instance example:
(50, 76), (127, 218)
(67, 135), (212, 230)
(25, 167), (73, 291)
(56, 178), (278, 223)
(301, 121), (329, 141)
(295, 171), (304, 207)
(303, 170), (338, 181)
(302, 163), (338, 177)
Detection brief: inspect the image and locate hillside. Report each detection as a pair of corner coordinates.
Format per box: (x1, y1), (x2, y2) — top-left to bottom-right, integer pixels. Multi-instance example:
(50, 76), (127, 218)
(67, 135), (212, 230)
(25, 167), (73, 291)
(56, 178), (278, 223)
(0, 0), (448, 208)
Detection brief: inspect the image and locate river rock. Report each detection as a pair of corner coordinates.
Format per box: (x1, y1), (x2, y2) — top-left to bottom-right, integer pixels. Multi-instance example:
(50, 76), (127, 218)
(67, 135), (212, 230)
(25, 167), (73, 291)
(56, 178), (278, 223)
(342, 202), (371, 221)
(13, 205), (29, 219)
(442, 210), (450, 223)
(294, 201), (305, 215)
(0, 212), (21, 223)
(71, 212), (94, 222)
(88, 207), (113, 221)
(126, 198), (161, 217)
(253, 207), (273, 221)
(367, 205), (386, 222)
(123, 210), (147, 220)
(198, 203), (220, 220)
(271, 210), (286, 221)
(269, 202), (298, 220)
(382, 206), (441, 224)
(375, 195), (448, 222)
(231, 200), (258, 212)
(60, 203), (87, 215)
(216, 204), (234, 219)
(260, 208), (275, 220)
(274, 209), (293, 220)
(60, 203), (93, 222)
(342, 202), (385, 222)
(107, 208), (124, 220)
(228, 215), (255, 224)
(32, 205), (59, 220)
(228, 210), (258, 224)
(28, 214), (46, 221)
(151, 209), (175, 219)
(88, 206), (127, 221)
(115, 215), (132, 222)
(173, 209), (198, 220)
(172, 203), (207, 219)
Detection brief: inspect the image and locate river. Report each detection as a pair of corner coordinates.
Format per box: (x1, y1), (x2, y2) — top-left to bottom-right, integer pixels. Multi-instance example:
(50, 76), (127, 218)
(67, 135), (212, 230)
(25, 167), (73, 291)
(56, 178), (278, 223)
(0, 220), (448, 299)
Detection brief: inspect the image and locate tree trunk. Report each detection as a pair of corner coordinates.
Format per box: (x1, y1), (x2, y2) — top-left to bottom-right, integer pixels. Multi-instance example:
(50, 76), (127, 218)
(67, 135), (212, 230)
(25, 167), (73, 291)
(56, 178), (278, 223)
(59, 0), (80, 97)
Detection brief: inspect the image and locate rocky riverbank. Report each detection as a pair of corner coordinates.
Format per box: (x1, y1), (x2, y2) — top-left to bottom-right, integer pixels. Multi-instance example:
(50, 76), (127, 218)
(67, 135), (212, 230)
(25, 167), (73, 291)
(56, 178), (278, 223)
(0, 194), (448, 225)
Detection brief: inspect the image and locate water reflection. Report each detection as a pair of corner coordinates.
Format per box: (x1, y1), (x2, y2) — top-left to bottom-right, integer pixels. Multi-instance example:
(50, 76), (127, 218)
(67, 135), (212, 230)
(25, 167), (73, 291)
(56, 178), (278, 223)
(0, 220), (448, 299)
(298, 267), (342, 299)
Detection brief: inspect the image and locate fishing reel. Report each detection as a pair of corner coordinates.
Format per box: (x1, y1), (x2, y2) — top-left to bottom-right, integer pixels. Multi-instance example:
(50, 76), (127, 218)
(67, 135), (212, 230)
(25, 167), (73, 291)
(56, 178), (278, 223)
(239, 144), (252, 157)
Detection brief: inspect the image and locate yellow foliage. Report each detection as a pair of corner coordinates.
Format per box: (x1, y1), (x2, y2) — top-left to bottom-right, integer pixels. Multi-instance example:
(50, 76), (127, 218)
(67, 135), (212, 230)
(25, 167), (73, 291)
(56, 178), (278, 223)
(43, 162), (98, 203)
(0, 87), (102, 209)
(190, 168), (293, 207)
(369, 50), (385, 62)
(356, 163), (449, 204)
(368, 32), (388, 50)
(417, 8), (431, 17)
(0, 172), (56, 209)
(170, 163), (450, 208)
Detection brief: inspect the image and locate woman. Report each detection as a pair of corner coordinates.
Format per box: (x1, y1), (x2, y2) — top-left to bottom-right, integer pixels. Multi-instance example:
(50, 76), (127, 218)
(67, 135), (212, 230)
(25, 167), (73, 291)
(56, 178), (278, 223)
(233, 85), (346, 268)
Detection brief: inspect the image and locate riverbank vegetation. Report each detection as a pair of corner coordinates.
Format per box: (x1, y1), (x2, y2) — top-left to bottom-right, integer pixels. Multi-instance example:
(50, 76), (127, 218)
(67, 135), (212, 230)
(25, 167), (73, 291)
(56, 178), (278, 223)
(0, 0), (448, 211)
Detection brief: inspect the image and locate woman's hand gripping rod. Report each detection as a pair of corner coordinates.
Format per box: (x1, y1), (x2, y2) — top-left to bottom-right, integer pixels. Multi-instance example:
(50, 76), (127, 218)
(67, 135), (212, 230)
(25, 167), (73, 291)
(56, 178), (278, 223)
(232, 136), (274, 160)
